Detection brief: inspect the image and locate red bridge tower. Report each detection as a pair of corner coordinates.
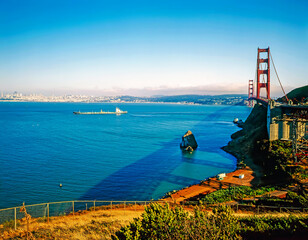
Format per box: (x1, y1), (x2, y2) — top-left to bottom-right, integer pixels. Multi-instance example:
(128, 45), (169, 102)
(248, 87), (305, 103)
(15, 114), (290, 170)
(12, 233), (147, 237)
(248, 79), (254, 107)
(256, 47), (270, 99)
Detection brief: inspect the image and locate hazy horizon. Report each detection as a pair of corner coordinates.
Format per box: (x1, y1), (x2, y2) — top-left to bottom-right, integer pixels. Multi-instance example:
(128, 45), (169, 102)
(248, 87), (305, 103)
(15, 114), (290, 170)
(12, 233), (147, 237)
(0, 83), (297, 98)
(1, 1), (307, 97)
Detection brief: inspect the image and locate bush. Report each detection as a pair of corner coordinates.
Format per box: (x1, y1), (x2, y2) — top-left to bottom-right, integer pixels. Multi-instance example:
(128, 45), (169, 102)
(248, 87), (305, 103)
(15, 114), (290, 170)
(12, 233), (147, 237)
(112, 203), (240, 240)
(202, 186), (276, 204)
(255, 140), (295, 179)
(287, 191), (308, 208)
(112, 203), (308, 239)
(239, 215), (308, 238)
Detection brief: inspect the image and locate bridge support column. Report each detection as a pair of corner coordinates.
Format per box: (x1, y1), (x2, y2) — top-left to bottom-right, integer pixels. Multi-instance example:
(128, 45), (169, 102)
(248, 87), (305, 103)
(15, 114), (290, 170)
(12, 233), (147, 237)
(282, 120), (289, 140)
(256, 47), (270, 100)
(248, 79), (254, 107)
(269, 123), (278, 141)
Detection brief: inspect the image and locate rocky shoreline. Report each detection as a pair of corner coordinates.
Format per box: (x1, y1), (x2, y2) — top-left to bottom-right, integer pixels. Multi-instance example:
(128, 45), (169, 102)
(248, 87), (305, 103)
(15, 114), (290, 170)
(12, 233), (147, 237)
(222, 103), (269, 184)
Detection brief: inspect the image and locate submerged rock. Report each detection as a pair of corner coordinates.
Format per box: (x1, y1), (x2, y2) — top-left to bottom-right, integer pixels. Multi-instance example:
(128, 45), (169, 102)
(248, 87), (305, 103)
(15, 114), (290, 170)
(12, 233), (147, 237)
(233, 118), (244, 128)
(180, 130), (198, 150)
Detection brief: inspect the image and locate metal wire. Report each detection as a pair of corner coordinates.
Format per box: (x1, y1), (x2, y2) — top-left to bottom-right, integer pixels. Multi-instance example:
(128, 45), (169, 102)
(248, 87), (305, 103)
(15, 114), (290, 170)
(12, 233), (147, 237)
(270, 52), (289, 101)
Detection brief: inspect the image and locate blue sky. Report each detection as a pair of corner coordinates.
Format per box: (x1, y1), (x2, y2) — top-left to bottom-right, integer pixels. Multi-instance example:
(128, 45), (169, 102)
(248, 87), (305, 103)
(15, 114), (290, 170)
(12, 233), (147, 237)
(0, 0), (307, 96)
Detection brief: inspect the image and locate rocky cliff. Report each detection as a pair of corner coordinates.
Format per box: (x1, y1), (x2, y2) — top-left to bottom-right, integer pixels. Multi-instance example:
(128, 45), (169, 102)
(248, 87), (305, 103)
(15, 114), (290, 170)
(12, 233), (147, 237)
(222, 103), (268, 183)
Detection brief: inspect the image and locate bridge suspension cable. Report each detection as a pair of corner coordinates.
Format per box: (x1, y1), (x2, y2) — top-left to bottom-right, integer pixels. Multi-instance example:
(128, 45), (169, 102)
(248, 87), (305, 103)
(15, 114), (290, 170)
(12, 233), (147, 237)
(269, 52), (289, 101)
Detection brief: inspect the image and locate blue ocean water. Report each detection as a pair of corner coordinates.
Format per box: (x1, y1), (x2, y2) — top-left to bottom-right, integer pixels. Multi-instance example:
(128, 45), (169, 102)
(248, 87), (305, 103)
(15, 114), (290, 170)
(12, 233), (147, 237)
(0, 103), (250, 209)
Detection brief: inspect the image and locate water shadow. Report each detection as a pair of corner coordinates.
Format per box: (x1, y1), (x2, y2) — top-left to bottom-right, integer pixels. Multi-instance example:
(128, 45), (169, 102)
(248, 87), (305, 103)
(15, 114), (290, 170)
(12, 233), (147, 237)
(80, 106), (237, 200)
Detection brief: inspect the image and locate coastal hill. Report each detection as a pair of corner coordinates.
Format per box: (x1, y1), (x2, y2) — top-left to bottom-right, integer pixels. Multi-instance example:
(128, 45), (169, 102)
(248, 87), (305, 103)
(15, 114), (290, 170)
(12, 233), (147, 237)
(278, 85), (308, 103)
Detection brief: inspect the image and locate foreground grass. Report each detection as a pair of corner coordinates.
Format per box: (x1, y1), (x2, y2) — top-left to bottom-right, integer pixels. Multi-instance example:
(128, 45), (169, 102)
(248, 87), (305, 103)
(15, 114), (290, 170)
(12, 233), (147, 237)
(1, 208), (143, 240)
(113, 204), (308, 240)
(1, 204), (308, 239)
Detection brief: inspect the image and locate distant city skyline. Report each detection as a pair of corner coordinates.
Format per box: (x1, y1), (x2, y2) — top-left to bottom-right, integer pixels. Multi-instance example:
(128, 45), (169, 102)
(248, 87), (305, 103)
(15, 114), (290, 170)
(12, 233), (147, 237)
(0, 0), (307, 97)
(0, 84), (297, 98)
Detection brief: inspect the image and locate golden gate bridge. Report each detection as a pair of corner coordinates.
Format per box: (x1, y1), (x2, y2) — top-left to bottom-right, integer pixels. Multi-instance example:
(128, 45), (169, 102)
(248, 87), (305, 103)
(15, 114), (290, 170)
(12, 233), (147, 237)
(247, 47), (308, 164)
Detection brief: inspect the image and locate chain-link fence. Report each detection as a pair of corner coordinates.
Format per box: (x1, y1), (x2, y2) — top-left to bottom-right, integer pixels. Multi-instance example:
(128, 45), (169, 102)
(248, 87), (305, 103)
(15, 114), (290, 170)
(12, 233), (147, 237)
(1, 200), (308, 230)
(0, 200), (167, 230)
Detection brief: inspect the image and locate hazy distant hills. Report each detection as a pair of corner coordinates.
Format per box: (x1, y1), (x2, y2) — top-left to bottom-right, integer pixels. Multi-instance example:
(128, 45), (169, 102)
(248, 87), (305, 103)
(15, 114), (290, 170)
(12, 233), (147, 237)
(0, 93), (248, 105)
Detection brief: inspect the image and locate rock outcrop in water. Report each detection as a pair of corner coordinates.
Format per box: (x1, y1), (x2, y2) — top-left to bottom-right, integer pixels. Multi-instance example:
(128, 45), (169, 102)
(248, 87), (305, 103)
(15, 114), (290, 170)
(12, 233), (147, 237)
(180, 130), (198, 151)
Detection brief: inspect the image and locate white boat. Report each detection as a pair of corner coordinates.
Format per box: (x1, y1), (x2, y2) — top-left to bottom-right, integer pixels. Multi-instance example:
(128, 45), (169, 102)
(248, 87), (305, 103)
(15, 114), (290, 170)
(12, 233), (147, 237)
(73, 107), (128, 115)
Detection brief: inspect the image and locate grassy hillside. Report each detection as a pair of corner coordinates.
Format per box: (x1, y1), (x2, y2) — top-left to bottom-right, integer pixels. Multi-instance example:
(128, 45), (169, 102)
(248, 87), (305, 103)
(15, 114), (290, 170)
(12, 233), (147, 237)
(278, 85), (308, 103)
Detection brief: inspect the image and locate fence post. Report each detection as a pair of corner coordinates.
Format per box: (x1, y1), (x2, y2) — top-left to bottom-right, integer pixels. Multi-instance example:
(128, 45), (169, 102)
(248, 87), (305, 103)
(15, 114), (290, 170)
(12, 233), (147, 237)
(86, 203), (87, 211)
(94, 201), (96, 211)
(47, 203), (49, 224)
(14, 207), (17, 230)
(72, 201), (75, 216)
(124, 201), (126, 212)
(135, 201), (136, 211)
(236, 204), (238, 212)
(280, 207), (282, 213)
(111, 201), (112, 210)
(257, 206), (259, 215)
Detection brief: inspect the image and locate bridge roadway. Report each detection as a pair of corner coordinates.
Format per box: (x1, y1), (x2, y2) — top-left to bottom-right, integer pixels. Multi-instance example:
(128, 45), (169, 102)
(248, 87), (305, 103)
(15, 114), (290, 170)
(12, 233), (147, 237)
(248, 97), (268, 106)
(248, 97), (308, 120)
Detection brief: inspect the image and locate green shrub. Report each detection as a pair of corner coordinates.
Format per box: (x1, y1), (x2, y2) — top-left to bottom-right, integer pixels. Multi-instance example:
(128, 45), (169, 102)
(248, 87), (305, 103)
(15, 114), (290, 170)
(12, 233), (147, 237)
(239, 215), (308, 238)
(112, 203), (240, 240)
(287, 191), (308, 208)
(255, 140), (298, 180)
(112, 203), (308, 239)
(202, 186), (276, 204)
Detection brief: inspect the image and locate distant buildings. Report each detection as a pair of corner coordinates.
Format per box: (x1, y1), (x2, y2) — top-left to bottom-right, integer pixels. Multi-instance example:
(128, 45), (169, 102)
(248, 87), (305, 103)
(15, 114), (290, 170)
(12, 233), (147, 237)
(0, 92), (247, 105)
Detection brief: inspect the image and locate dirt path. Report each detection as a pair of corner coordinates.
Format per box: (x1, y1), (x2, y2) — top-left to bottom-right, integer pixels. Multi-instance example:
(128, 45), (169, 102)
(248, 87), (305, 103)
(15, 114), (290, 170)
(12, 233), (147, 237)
(163, 167), (255, 203)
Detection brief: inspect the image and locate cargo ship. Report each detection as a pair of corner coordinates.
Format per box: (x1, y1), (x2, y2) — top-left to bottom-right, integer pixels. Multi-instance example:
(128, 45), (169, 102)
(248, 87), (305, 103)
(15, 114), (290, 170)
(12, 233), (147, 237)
(73, 107), (127, 115)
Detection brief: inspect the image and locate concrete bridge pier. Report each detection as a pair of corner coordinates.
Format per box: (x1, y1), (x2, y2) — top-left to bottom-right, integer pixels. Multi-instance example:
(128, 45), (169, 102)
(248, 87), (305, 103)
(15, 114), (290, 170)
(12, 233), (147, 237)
(281, 120), (290, 140)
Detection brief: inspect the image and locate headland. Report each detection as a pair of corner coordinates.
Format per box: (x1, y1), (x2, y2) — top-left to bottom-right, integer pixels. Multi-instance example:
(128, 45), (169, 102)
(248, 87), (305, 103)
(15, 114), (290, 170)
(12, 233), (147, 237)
(164, 85), (308, 203)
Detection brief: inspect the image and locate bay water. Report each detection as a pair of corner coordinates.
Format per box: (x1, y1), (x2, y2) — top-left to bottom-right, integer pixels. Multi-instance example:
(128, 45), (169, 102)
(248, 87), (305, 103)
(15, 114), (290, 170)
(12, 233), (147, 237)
(0, 102), (250, 209)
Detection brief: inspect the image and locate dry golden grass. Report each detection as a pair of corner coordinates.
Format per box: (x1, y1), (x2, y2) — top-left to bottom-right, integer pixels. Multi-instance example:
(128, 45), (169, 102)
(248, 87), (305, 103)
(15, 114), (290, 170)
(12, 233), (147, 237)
(2, 204), (307, 239)
(1, 206), (144, 240)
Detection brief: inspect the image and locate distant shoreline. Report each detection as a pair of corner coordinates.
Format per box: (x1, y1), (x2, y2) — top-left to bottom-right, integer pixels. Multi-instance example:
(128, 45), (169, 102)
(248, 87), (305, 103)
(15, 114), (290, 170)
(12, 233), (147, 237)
(0, 100), (248, 107)
(0, 100), (199, 104)
(0, 93), (247, 106)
